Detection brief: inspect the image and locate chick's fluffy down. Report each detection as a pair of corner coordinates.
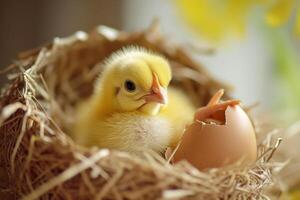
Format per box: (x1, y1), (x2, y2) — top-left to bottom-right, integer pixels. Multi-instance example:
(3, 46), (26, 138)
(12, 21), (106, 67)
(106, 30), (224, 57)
(71, 47), (195, 154)
(73, 87), (195, 153)
(75, 111), (173, 155)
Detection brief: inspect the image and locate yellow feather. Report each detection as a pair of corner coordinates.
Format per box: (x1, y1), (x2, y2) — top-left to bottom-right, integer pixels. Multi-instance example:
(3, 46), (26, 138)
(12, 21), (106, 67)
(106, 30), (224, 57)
(160, 87), (195, 147)
(71, 47), (195, 154)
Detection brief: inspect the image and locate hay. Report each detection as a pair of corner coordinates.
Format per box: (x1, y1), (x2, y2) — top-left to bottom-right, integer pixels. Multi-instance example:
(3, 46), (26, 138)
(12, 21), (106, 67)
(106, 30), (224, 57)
(0, 21), (283, 199)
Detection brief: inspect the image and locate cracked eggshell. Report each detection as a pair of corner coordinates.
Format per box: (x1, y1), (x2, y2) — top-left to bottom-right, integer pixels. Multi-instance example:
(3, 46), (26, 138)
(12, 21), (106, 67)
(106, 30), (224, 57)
(173, 105), (257, 170)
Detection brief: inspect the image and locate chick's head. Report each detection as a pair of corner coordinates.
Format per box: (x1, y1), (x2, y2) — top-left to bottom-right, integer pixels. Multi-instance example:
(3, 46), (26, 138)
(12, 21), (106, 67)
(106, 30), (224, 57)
(98, 47), (172, 116)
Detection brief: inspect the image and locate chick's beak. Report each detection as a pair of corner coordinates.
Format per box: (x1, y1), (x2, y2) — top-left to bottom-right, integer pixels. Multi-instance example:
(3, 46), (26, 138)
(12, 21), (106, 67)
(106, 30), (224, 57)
(144, 74), (168, 105)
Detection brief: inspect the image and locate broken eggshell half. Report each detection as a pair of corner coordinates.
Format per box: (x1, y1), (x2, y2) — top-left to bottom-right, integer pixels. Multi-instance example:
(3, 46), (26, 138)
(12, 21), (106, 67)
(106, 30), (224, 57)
(172, 105), (257, 170)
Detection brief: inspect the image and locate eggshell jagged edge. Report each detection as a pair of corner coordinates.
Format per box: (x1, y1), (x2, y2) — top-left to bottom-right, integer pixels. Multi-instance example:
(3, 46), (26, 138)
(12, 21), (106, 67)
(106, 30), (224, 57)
(171, 105), (258, 170)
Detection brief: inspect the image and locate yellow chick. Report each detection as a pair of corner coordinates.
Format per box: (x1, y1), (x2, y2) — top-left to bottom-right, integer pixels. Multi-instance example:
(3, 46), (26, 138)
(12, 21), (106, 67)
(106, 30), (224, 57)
(72, 47), (195, 155)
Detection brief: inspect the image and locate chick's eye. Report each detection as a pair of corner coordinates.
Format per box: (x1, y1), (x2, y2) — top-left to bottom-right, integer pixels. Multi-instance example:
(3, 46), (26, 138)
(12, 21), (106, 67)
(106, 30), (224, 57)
(124, 80), (136, 92)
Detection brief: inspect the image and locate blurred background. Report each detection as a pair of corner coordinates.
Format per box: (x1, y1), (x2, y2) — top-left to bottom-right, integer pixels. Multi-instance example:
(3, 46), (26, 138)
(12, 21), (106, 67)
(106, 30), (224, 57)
(0, 0), (299, 124)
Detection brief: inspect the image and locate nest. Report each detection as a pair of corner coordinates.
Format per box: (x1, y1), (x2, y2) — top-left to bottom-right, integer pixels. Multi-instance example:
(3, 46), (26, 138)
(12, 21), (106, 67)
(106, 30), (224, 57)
(0, 21), (283, 200)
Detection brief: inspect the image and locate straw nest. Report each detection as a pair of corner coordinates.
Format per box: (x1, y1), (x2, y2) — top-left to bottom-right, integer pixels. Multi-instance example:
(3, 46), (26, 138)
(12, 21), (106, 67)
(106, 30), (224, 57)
(0, 21), (284, 200)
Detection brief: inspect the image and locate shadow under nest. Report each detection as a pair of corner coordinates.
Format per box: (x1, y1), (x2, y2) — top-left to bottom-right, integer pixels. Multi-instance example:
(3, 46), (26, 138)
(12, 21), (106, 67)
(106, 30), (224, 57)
(0, 22), (282, 200)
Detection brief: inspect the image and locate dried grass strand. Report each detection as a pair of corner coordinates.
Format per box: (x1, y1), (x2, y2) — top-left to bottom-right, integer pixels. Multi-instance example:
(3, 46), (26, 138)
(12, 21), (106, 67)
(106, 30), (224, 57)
(23, 150), (109, 200)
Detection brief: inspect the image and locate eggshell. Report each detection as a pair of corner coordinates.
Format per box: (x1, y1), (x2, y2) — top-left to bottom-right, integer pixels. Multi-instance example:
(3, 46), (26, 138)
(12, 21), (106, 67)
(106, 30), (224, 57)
(173, 105), (257, 170)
